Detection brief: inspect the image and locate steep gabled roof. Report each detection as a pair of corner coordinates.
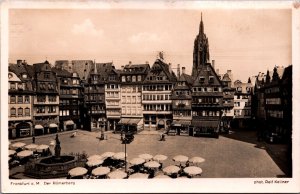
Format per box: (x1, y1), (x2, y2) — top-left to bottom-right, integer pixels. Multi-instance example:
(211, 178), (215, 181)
(121, 63), (150, 75)
(144, 59), (177, 83)
(52, 67), (72, 77)
(72, 60), (94, 80)
(192, 63), (222, 87)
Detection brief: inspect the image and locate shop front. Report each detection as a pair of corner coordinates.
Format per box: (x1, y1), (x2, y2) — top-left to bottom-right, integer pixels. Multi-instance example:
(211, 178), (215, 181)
(49, 123), (58, 133)
(65, 120), (76, 131)
(117, 118), (143, 134)
(16, 122), (32, 138)
(170, 120), (191, 136)
(34, 124), (44, 136)
(192, 120), (220, 138)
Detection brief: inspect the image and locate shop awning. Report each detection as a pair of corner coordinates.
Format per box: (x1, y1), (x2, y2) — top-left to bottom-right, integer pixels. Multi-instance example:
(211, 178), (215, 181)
(34, 125), (44, 130)
(192, 120), (219, 128)
(172, 120), (191, 127)
(119, 118), (141, 125)
(158, 120), (165, 125)
(49, 123), (58, 128)
(66, 120), (74, 125)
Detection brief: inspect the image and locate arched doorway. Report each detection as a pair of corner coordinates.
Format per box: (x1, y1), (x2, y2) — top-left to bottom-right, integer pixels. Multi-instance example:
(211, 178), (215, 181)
(157, 119), (165, 130)
(16, 122), (31, 138)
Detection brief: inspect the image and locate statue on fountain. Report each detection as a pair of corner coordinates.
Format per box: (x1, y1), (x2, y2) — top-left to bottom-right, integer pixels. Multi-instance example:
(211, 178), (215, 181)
(54, 134), (61, 158)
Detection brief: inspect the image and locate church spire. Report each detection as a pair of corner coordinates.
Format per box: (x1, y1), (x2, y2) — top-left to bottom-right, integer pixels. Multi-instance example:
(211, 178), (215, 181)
(199, 12), (204, 34)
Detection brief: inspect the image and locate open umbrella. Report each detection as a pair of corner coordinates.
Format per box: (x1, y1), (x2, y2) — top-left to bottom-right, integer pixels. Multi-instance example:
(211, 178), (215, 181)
(11, 142), (26, 149)
(87, 154), (103, 161)
(153, 154), (168, 162)
(144, 161), (160, 169)
(92, 167), (110, 176)
(129, 158), (145, 166)
(163, 165), (180, 175)
(101, 152), (115, 159)
(17, 150), (33, 158)
(9, 150), (16, 156)
(113, 152), (127, 160)
(154, 174), (171, 179)
(86, 158), (104, 167)
(25, 144), (38, 151)
(189, 157), (205, 164)
(36, 144), (49, 153)
(139, 153), (153, 161)
(183, 166), (202, 176)
(128, 173), (149, 179)
(107, 170), (127, 179)
(68, 167), (88, 177)
(173, 155), (189, 163)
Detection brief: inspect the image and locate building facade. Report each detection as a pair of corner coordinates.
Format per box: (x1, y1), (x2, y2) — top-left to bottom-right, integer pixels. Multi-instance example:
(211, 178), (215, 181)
(142, 59), (177, 131)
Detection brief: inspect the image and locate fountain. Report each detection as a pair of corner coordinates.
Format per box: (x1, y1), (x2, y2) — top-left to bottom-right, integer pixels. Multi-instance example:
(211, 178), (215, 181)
(24, 134), (80, 179)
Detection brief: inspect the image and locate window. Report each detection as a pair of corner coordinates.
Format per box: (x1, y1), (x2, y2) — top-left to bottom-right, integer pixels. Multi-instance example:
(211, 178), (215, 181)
(40, 83), (46, 90)
(10, 83), (16, 90)
(209, 76), (214, 83)
(48, 83), (55, 90)
(137, 75), (142, 82)
(10, 96), (16, 104)
(22, 74), (27, 79)
(25, 108), (30, 116)
(17, 96), (23, 103)
(44, 72), (50, 79)
(18, 108), (23, 116)
(49, 95), (56, 102)
(199, 77), (205, 83)
(25, 96), (30, 103)
(10, 108), (16, 117)
(132, 76), (136, 82)
(122, 76), (126, 82)
(17, 83), (23, 90)
(37, 95), (46, 102)
(48, 106), (56, 113)
(36, 106), (45, 113)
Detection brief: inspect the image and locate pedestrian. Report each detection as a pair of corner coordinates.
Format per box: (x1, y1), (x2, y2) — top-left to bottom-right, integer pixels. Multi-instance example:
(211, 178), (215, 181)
(32, 136), (35, 144)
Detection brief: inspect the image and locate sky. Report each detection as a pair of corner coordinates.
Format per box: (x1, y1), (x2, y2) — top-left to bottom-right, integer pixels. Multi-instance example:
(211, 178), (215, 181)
(9, 9), (291, 82)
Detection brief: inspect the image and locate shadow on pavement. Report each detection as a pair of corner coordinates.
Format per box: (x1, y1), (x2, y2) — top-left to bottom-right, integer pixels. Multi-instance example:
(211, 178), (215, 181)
(221, 128), (292, 178)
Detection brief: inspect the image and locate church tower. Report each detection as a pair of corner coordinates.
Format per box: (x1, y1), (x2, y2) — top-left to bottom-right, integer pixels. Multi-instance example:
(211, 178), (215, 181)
(192, 13), (210, 77)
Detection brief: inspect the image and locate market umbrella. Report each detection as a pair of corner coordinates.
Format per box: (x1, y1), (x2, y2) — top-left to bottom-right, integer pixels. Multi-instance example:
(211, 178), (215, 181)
(11, 142), (26, 149)
(25, 144), (38, 151)
(87, 154), (103, 161)
(154, 174), (171, 179)
(128, 173), (149, 179)
(153, 154), (168, 162)
(173, 155), (189, 163)
(183, 166), (202, 176)
(113, 152), (127, 160)
(17, 150), (33, 158)
(139, 153), (153, 161)
(107, 170), (127, 179)
(86, 158), (104, 167)
(189, 157), (205, 165)
(36, 144), (49, 153)
(163, 165), (181, 175)
(92, 167), (110, 176)
(9, 150), (16, 156)
(144, 161), (160, 169)
(101, 152), (115, 159)
(68, 167), (88, 177)
(129, 158), (146, 166)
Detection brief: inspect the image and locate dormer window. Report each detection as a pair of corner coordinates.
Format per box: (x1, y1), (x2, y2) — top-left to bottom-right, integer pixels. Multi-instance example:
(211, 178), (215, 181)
(237, 87), (242, 92)
(199, 77), (205, 83)
(17, 83), (23, 90)
(122, 76), (126, 82)
(10, 83), (16, 90)
(8, 73), (13, 79)
(132, 76), (136, 82)
(22, 74), (27, 79)
(209, 76), (214, 83)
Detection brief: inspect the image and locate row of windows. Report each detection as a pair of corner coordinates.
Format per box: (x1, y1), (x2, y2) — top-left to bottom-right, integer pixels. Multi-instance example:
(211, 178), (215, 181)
(175, 91), (191, 96)
(121, 107), (142, 115)
(266, 98), (281, 105)
(60, 89), (79, 95)
(143, 94), (171, 101)
(106, 84), (119, 89)
(10, 107), (30, 117)
(36, 106), (57, 113)
(10, 95), (30, 104)
(106, 92), (119, 98)
(85, 95), (104, 101)
(199, 76), (215, 83)
(265, 87), (280, 94)
(39, 83), (56, 90)
(173, 110), (191, 117)
(192, 110), (220, 117)
(121, 75), (142, 82)
(107, 110), (121, 115)
(234, 109), (251, 116)
(37, 95), (57, 103)
(59, 110), (80, 116)
(267, 110), (283, 118)
(144, 115), (158, 125)
(59, 99), (80, 106)
(174, 100), (190, 106)
(143, 85), (173, 91)
(143, 104), (171, 111)
(192, 97), (220, 104)
(121, 96), (142, 104)
(106, 100), (120, 106)
(10, 83), (25, 90)
(61, 78), (80, 85)
(193, 87), (222, 92)
(121, 86), (142, 93)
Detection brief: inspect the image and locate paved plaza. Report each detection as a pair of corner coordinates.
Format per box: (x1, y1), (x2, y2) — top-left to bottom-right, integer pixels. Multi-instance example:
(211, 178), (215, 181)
(9, 129), (288, 178)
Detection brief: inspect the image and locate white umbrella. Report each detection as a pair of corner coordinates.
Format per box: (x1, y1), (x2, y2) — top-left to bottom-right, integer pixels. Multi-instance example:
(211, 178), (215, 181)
(144, 161), (160, 169)
(129, 158), (146, 166)
(173, 155), (189, 163)
(153, 154), (168, 162)
(189, 157), (205, 164)
(101, 152), (115, 159)
(86, 159), (104, 167)
(36, 144), (49, 153)
(25, 144), (38, 151)
(139, 153), (153, 161)
(9, 150), (16, 156)
(163, 165), (181, 175)
(107, 170), (127, 179)
(113, 152), (127, 160)
(154, 174), (171, 179)
(92, 167), (110, 176)
(11, 142), (26, 149)
(87, 154), (103, 161)
(183, 166), (202, 176)
(68, 167), (88, 177)
(128, 173), (149, 179)
(17, 150), (33, 158)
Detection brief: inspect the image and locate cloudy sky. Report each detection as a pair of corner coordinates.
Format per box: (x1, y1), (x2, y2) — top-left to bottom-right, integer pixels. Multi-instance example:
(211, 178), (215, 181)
(9, 9), (291, 82)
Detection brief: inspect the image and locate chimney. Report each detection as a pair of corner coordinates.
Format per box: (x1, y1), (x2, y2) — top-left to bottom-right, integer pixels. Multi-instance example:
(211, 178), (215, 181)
(129, 61), (132, 65)
(145, 61), (149, 64)
(216, 68), (219, 75)
(121, 65), (124, 70)
(182, 67), (186, 75)
(168, 63), (172, 73)
(177, 64), (180, 77)
(17, 60), (22, 66)
(212, 60), (215, 69)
